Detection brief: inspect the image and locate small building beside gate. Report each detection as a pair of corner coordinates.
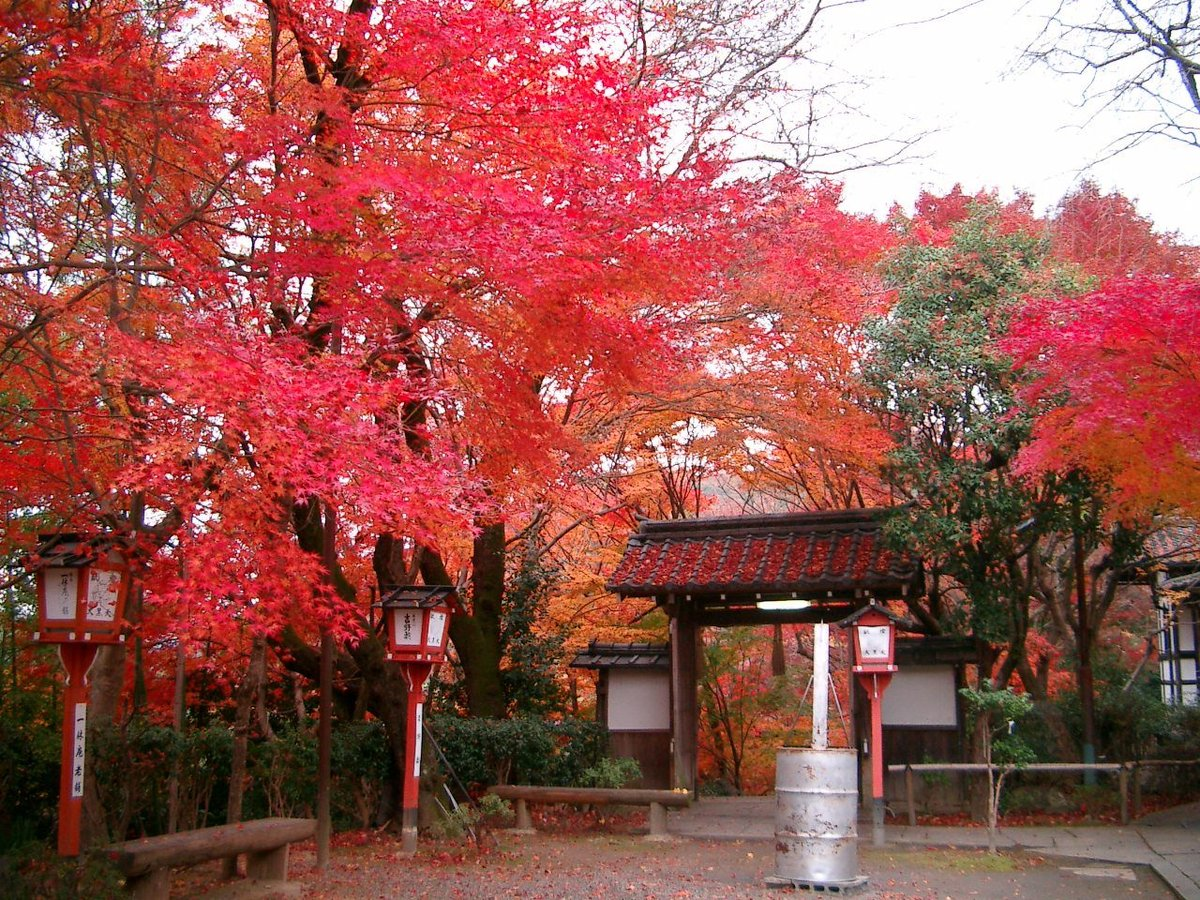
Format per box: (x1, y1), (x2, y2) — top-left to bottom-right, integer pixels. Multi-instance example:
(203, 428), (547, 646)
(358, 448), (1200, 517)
(879, 636), (975, 765)
(570, 641), (672, 788)
(876, 635), (977, 814)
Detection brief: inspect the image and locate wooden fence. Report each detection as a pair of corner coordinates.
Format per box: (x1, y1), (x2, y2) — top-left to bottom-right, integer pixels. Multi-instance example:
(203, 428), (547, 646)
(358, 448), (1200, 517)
(887, 760), (1200, 826)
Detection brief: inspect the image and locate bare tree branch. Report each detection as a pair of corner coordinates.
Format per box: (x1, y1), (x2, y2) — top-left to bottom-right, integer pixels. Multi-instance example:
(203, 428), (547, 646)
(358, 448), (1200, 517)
(1031, 0), (1200, 152)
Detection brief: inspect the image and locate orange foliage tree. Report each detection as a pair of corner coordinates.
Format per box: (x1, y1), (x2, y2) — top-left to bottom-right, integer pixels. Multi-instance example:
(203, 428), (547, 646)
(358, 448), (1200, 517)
(1049, 181), (1197, 284)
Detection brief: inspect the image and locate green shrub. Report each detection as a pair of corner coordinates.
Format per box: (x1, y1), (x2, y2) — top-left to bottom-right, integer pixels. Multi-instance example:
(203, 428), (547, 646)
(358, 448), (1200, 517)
(0, 692), (392, 844)
(248, 726), (318, 820)
(499, 557), (569, 716)
(580, 757), (641, 789)
(697, 778), (738, 797)
(91, 720), (181, 839)
(1160, 704), (1200, 759)
(545, 718), (609, 785)
(172, 724), (234, 830)
(919, 753), (951, 788)
(0, 843), (124, 900)
(428, 716), (608, 788)
(1001, 778), (1110, 816)
(1050, 654), (1177, 763)
(0, 692), (60, 849)
(332, 720), (390, 828)
(433, 793), (514, 842)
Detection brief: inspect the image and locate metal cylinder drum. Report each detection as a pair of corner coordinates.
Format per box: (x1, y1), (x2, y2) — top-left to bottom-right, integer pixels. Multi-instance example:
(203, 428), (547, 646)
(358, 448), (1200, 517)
(774, 747), (860, 886)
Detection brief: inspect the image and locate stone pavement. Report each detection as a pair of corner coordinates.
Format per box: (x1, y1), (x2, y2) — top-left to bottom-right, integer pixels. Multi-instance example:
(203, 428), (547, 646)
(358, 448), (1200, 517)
(668, 796), (1200, 899)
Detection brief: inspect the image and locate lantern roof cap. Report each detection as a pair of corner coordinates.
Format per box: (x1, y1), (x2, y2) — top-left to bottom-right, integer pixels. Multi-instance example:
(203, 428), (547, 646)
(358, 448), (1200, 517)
(379, 584), (456, 608)
(29, 533), (126, 568)
(835, 599), (912, 630)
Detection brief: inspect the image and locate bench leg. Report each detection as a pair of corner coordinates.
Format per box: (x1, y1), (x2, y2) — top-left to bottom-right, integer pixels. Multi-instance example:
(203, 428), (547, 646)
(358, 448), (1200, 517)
(245, 844), (289, 881)
(126, 868), (171, 900)
(513, 798), (535, 833)
(646, 801), (669, 840)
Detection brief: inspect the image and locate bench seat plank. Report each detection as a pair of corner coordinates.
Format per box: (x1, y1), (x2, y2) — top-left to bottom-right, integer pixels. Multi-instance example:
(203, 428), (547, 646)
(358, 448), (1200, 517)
(487, 785), (690, 808)
(107, 817), (316, 878)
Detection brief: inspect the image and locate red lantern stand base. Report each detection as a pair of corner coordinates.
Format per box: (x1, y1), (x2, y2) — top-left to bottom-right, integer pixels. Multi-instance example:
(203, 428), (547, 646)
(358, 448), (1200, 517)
(57, 644), (99, 856)
(398, 662), (433, 854)
(858, 671), (893, 848)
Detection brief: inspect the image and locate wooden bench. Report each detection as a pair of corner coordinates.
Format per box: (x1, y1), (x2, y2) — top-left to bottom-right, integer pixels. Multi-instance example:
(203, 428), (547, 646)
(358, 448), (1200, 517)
(106, 817), (316, 899)
(486, 785), (690, 839)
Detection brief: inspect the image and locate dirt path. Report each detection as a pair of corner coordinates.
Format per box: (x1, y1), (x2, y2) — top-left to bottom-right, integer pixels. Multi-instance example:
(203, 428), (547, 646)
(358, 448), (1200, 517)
(261, 830), (1173, 899)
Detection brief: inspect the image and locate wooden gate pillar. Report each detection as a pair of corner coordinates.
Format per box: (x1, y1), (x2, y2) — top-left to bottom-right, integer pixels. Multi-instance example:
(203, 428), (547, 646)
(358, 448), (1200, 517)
(669, 595), (698, 794)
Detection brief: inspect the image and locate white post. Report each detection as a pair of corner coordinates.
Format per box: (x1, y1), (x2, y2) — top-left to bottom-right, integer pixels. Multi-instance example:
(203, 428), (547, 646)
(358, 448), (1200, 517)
(812, 623), (829, 749)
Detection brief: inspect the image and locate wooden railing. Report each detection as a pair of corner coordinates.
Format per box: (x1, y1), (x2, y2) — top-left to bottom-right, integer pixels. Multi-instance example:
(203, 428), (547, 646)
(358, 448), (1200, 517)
(887, 760), (1200, 826)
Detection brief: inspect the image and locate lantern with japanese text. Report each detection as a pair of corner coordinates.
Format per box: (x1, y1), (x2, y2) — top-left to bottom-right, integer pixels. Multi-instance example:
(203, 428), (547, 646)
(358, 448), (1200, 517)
(838, 600), (906, 847)
(378, 585), (456, 853)
(848, 607), (898, 675)
(33, 534), (130, 645)
(381, 586), (454, 664)
(27, 533), (131, 857)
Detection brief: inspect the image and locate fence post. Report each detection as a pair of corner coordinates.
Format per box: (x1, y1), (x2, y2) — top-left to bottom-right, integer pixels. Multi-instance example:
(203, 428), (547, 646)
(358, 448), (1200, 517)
(1132, 763), (1142, 820)
(905, 766), (916, 826)
(1119, 765), (1129, 826)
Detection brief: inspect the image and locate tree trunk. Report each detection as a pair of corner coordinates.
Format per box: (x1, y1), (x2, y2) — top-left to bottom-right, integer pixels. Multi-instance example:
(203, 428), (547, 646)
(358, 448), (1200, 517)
(352, 638), (412, 824)
(453, 519), (507, 718)
(1015, 657), (1075, 760)
(967, 649), (994, 822)
(290, 673), (307, 726)
(284, 499), (426, 828)
(1074, 514), (1097, 776)
(168, 642), (186, 833)
(395, 343), (508, 718)
(223, 637), (266, 876)
(82, 643), (126, 848)
(701, 687), (733, 789)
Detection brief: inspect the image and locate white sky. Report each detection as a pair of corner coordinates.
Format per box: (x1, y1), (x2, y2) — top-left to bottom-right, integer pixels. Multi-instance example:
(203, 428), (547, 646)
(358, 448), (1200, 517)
(817, 1), (1199, 242)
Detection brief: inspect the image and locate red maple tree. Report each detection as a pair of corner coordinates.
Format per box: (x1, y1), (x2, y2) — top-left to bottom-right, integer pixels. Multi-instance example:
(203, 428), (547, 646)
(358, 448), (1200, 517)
(0, 0), (752, 824)
(1009, 275), (1200, 517)
(1050, 181), (1196, 284)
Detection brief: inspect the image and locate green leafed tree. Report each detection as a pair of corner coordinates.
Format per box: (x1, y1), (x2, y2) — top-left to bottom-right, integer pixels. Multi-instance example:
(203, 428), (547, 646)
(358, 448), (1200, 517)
(959, 682), (1036, 852)
(863, 196), (1067, 659)
(861, 194), (1147, 765)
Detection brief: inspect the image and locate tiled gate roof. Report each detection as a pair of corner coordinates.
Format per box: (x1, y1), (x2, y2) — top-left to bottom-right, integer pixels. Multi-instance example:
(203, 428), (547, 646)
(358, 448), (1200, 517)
(606, 508), (919, 601)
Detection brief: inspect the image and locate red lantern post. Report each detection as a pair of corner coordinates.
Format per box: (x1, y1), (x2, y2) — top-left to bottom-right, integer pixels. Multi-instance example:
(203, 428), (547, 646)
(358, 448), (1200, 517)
(379, 586), (455, 853)
(839, 600), (902, 848)
(29, 534), (130, 856)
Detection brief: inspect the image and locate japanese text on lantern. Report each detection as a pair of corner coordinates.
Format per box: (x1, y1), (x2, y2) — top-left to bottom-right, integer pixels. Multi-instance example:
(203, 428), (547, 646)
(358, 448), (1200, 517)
(858, 625), (890, 659)
(45, 569), (78, 620)
(427, 611), (446, 649)
(86, 569), (120, 621)
(392, 609), (420, 646)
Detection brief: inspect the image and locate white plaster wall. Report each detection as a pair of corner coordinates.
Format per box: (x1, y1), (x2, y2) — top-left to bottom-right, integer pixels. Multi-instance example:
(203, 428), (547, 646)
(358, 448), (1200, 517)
(882, 665), (958, 728)
(607, 670), (671, 731)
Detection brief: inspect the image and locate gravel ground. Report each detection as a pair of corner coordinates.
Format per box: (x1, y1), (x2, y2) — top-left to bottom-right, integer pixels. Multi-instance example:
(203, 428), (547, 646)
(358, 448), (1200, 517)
(232, 830), (1177, 900)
